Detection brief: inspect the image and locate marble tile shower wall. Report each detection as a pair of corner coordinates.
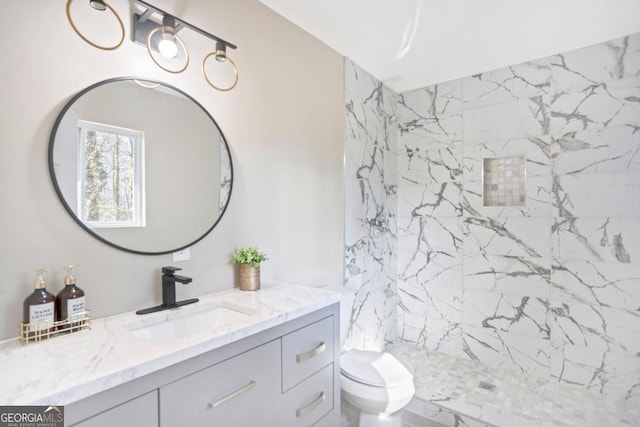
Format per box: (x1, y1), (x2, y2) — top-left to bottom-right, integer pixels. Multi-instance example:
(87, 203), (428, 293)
(396, 32), (640, 404)
(344, 59), (399, 351)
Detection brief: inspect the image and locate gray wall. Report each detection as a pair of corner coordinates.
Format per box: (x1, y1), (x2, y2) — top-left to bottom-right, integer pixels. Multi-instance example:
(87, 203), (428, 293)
(0, 0), (344, 340)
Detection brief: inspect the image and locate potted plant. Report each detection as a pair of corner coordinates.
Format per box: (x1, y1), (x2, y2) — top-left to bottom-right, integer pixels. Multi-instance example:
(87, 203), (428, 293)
(230, 246), (268, 291)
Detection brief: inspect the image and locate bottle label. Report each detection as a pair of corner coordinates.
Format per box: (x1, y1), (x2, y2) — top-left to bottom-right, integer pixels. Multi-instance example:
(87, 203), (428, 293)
(67, 297), (86, 320)
(29, 302), (54, 331)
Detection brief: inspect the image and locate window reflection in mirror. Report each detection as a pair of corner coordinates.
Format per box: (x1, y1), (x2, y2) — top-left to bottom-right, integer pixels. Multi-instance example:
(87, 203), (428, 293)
(78, 120), (145, 228)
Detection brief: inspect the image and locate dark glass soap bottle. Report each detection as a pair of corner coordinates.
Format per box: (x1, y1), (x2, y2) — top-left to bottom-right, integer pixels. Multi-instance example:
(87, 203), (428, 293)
(23, 269), (55, 338)
(55, 265), (86, 331)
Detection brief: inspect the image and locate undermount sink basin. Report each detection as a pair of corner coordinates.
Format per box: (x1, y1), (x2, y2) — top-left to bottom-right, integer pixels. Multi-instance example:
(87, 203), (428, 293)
(123, 300), (260, 343)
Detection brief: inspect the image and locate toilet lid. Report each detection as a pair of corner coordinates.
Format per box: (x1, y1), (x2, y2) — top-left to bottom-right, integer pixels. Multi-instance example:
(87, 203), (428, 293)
(340, 350), (413, 388)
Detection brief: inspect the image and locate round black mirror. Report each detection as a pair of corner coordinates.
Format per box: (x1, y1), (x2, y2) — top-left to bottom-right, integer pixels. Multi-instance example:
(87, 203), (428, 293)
(49, 77), (233, 255)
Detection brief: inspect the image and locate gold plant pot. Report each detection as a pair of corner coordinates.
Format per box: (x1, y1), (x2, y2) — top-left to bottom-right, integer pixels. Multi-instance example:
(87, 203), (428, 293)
(238, 264), (260, 291)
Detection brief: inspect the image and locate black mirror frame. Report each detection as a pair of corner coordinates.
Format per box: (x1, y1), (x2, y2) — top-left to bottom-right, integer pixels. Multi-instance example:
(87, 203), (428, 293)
(48, 76), (234, 255)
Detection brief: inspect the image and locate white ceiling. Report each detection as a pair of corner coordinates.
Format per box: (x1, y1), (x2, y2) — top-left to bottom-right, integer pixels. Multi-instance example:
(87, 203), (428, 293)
(259, 0), (640, 93)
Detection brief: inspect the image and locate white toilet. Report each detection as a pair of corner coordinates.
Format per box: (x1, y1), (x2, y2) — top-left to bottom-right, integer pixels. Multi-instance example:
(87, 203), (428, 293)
(331, 286), (415, 426)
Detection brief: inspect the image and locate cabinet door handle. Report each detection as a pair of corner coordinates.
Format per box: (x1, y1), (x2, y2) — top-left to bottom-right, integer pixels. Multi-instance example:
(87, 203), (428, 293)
(296, 341), (326, 363)
(296, 391), (326, 418)
(208, 380), (257, 408)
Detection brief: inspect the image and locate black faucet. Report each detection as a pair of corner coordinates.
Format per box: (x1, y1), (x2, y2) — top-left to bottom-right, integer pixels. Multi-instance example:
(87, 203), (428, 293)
(136, 267), (199, 315)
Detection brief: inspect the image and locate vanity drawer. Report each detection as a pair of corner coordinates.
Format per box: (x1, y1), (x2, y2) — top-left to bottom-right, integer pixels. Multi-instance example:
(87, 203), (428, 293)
(282, 315), (334, 391)
(72, 391), (158, 427)
(159, 339), (281, 427)
(282, 363), (334, 427)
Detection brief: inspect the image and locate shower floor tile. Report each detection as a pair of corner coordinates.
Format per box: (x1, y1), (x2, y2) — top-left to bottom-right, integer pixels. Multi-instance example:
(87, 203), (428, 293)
(386, 343), (640, 427)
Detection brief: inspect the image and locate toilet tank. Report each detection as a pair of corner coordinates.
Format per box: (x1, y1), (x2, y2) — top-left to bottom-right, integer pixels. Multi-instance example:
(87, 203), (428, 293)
(323, 285), (355, 350)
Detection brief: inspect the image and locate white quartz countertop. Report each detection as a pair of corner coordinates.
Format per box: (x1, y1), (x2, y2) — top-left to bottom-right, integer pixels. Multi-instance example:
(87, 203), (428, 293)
(0, 282), (340, 406)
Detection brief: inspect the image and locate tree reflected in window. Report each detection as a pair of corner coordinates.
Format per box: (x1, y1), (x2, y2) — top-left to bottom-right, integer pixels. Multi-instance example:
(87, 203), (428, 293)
(78, 121), (145, 228)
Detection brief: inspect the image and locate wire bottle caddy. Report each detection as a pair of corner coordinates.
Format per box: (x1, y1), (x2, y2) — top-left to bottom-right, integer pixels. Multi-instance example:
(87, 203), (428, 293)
(19, 310), (91, 344)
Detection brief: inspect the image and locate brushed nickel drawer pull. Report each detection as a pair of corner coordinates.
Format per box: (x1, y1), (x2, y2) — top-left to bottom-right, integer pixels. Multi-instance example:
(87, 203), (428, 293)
(208, 380), (256, 408)
(296, 392), (326, 418)
(296, 342), (326, 363)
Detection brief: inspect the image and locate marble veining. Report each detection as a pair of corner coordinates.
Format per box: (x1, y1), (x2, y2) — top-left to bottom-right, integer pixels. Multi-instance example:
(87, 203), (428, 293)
(392, 31), (640, 405)
(0, 283), (339, 405)
(344, 59), (398, 351)
(219, 134), (232, 212)
(463, 254), (551, 298)
(345, 32), (640, 417)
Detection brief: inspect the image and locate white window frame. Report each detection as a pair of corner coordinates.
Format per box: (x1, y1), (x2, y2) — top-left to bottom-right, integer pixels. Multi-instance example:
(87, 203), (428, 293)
(77, 120), (146, 228)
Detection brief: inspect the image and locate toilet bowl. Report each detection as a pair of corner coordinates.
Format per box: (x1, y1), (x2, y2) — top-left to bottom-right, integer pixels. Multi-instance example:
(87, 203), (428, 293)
(341, 349), (415, 415)
(326, 286), (415, 426)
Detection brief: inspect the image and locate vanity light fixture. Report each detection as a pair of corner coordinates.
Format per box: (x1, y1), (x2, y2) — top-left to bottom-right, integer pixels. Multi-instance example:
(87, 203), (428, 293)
(66, 0), (125, 51)
(203, 41), (239, 91)
(133, 79), (161, 89)
(142, 14), (189, 74)
(132, 0), (239, 89)
(214, 41), (227, 62)
(64, 0), (239, 91)
(157, 16), (179, 59)
(89, 0), (106, 11)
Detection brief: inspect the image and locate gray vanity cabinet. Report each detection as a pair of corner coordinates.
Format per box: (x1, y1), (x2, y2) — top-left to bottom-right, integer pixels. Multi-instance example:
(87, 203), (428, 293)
(159, 339), (281, 426)
(282, 363), (334, 427)
(282, 316), (334, 391)
(281, 316), (336, 426)
(65, 303), (339, 427)
(72, 391), (158, 427)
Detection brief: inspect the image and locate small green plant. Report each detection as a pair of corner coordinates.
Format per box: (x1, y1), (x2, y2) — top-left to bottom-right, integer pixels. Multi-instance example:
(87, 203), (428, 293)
(230, 246), (268, 268)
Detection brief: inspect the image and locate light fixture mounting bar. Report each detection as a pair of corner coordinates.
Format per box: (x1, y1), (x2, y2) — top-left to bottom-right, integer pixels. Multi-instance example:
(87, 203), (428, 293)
(137, 8), (153, 23)
(131, 0), (237, 50)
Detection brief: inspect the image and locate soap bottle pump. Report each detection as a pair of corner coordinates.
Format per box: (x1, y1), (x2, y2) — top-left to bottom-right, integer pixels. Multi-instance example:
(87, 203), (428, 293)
(23, 269), (55, 336)
(55, 265), (86, 329)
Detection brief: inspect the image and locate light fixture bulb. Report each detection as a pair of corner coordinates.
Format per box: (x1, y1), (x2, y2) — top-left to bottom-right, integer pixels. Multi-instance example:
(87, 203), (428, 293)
(215, 51), (227, 62)
(89, 0), (107, 11)
(158, 32), (178, 59)
(215, 41), (227, 62)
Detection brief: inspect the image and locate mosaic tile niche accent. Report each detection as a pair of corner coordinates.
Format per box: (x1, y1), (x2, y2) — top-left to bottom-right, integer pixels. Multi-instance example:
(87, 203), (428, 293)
(483, 155), (526, 206)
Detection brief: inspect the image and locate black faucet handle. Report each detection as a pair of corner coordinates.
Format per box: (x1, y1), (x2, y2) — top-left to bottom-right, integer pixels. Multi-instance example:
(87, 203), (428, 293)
(174, 275), (193, 284)
(162, 266), (182, 276)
